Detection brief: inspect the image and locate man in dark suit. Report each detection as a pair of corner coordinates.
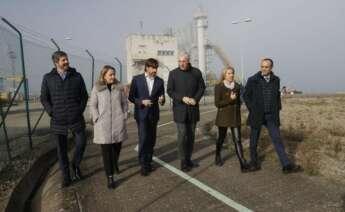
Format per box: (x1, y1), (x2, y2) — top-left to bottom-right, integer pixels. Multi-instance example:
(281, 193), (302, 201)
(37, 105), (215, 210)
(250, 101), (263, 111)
(167, 52), (205, 172)
(244, 58), (301, 174)
(40, 51), (88, 188)
(128, 58), (165, 176)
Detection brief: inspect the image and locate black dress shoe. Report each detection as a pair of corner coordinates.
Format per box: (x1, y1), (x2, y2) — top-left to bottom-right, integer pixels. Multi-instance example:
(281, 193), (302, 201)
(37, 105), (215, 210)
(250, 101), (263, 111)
(248, 162), (261, 172)
(186, 160), (199, 168)
(215, 154), (224, 166)
(72, 165), (83, 181)
(61, 176), (72, 188)
(147, 164), (156, 172)
(240, 163), (251, 173)
(181, 161), (192, 172)
(140, 167), (149, 176)
(107, 176), (116, 189)
(282, 164), (303, 174)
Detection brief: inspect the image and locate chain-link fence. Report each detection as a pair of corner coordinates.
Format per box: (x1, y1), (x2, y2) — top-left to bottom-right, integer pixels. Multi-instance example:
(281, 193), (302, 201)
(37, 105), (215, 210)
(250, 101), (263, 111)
(0, 17), (123, 162)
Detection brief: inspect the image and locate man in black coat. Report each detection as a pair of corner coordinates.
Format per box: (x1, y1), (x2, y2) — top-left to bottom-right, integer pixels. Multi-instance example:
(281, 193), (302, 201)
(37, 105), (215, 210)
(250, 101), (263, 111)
(244, 58), (301, 174)
(167, 52), (205, 172)
(40, 51), (88, 187)
(128, 58), (165, 176)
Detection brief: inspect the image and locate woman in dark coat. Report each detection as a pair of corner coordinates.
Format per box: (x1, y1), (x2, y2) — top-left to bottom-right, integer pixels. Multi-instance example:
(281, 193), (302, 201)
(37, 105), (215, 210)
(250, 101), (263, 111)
(214, 67), (249, 172)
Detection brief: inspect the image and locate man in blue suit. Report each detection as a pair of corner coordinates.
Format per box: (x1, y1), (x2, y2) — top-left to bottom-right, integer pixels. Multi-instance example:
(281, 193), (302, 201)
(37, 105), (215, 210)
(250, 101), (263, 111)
(128, 58), (165, 176)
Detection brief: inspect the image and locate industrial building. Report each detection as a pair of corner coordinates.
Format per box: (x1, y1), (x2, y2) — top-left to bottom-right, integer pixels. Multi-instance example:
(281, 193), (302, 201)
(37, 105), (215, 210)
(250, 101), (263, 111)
(126, 34), (178, 84)
(125, 7), (235, 88)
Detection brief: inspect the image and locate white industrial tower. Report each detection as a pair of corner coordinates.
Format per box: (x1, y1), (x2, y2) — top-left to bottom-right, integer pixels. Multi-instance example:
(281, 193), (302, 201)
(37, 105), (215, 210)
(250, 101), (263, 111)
(194, 7), (208, 75)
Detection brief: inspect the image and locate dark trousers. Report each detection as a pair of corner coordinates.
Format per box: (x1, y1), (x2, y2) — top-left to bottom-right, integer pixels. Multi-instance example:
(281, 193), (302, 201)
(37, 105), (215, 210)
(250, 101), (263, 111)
(249, 113), (290, 167)
(100, 143), (122, 176)
(55, 130), (86, 178)
(217, 127), (247, 166)
(137, 118), (158, 167)
(176, 122), (197, 161)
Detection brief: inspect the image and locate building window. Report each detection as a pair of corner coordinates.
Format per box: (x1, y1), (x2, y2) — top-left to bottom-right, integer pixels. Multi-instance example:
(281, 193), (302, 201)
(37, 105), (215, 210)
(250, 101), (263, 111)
(157, 50), (174, 56)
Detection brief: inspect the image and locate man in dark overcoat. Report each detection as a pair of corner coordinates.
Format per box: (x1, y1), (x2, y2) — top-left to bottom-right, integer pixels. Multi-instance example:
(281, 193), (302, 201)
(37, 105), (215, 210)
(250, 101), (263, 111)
(167, 52), (205, 172)
(40, 51), (88, 187)
(244, 58), (301, 174)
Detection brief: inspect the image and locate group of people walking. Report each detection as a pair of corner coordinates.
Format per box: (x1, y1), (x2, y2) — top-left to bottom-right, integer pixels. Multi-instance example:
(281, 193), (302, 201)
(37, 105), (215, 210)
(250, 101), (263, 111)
(40, 50), (301, 189)
(213, 60), (301, 173)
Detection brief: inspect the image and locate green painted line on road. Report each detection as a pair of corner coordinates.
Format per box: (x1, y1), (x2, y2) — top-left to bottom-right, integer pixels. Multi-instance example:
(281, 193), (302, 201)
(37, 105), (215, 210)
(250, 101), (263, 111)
(134, 109), (252, 212)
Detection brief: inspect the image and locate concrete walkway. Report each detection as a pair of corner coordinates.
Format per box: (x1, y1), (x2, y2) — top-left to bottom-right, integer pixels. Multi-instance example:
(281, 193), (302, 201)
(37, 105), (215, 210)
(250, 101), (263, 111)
(30, 105), (345, 212)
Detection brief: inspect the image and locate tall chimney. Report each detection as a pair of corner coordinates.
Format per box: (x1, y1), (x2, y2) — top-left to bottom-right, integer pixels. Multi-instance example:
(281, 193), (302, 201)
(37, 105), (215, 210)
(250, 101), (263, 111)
(194, 7), (208, 75)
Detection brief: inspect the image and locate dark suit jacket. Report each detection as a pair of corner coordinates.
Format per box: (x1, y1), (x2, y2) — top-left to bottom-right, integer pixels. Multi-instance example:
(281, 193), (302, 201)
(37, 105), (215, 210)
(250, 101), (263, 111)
(243, 71), (282, 128)
(128, 73), (165, 122)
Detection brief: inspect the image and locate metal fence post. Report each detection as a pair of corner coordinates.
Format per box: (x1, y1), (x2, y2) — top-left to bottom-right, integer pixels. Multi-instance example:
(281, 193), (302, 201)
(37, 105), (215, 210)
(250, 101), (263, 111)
(85, 50), (95, 90)
(0, 101), (11, 160)
(1, 17), (33, 149)
(114, 57), (122, 83)
(29, 38), (61, 136)
(204, 72), (207, 105)
(50, 38), (61, 51)
(0, 79), (24, 128)
(31, 37), (61, 135)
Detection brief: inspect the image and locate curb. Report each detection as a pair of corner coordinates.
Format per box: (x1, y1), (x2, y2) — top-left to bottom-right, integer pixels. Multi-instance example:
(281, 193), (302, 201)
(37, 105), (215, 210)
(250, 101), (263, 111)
(5, 146), (57, 212)
(5, 127), (92, 212)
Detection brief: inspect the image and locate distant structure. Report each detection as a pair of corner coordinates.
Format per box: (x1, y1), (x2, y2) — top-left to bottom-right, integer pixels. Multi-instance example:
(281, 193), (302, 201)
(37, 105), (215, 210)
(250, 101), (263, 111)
(281, 86), (303, 96)
(125, 7), (239, 87)
(173, 7), (241, 84)
(126, 34), (178, 83)
(0, 76), (4, 92)
(194, 7), (208, 75)
(174, 7), (211, 78)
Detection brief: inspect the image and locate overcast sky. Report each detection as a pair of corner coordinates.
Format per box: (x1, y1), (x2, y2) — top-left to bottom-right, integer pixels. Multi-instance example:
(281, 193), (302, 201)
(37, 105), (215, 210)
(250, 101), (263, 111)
(1, 0), (344, 93)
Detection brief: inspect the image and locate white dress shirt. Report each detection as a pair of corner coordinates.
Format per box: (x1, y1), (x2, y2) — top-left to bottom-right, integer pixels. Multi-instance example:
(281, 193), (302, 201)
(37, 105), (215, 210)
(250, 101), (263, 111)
(262, 74), (271, 83)
(145, 73), (155, 96)
(57, 68), (67, 80)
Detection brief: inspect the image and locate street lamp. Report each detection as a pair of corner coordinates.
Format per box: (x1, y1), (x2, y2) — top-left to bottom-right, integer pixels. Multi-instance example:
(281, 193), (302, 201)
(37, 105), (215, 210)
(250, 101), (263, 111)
(231, 18), (252, 24)
(232, 18), (252, 84)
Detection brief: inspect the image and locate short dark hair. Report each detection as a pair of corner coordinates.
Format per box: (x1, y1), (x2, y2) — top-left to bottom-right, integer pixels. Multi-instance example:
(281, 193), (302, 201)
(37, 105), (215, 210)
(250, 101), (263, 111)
(144, 58), (159, 71)
(52, 51), (68, 63)
(262, 58), (274, 68)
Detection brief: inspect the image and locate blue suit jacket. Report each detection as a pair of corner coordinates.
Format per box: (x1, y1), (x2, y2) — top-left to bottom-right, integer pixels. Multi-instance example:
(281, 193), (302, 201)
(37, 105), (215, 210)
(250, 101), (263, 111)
(128, 74), (165, 122)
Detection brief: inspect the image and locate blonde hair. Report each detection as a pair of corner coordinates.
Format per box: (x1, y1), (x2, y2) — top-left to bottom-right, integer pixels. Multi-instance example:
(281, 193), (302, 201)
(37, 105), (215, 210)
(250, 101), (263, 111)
(98, 65), (118, 85)
(218, 66), (235, 84)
